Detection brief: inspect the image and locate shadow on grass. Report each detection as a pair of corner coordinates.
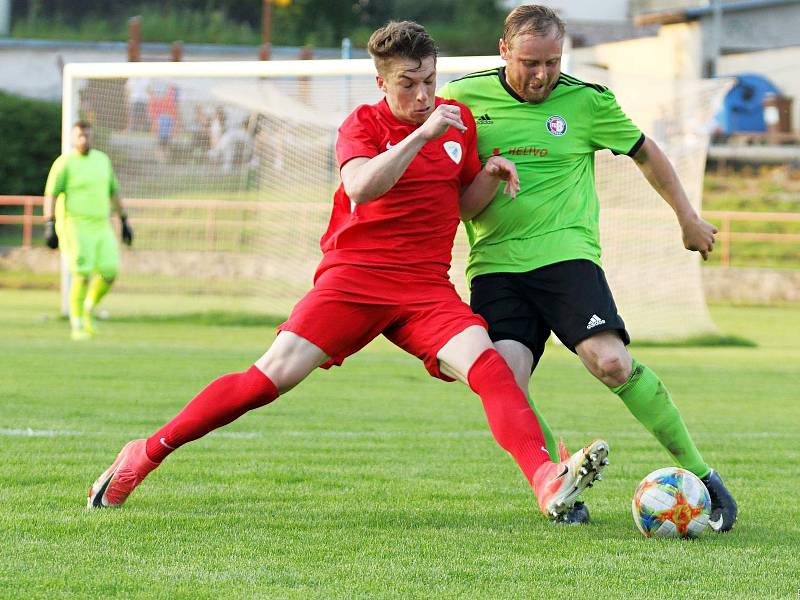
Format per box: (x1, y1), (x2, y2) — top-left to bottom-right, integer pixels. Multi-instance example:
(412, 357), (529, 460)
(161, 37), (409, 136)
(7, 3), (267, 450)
(632, 334), (757, 348)
(112, 311), (286, 328)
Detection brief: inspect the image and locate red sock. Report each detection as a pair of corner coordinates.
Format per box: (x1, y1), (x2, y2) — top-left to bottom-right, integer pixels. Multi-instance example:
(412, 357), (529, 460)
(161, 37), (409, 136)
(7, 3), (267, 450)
(467, 349), (550, 484)
(145, 365), (279, 462)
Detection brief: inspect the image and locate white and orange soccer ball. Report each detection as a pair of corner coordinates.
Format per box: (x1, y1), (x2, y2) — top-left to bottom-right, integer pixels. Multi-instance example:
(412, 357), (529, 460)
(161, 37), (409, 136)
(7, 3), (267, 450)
(632, 467), (712, 538)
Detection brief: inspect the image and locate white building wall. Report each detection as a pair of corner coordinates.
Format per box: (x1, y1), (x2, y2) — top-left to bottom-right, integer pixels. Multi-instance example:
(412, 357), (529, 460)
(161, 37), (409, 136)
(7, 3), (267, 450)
(571, 22), (703, 79)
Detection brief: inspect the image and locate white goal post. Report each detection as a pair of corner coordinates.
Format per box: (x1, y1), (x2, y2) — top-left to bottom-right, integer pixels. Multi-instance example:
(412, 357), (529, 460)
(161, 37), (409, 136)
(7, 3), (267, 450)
(61, 56), (726, 340)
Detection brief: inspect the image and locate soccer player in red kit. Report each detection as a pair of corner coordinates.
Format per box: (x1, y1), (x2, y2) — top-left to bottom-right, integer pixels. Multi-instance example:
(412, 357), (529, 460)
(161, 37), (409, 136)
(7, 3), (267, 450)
(87, 21), (608, 520)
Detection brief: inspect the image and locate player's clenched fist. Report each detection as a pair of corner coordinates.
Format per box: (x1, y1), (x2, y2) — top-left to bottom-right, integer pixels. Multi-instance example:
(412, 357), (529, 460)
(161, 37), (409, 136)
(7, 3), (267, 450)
(43, 217), (59, 249)
(680, 215), (718, 261)
(418, 104), (467, 141)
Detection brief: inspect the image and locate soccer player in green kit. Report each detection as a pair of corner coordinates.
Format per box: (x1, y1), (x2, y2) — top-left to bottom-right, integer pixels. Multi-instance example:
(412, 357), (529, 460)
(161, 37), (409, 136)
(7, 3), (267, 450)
(44, 121), (133, 340)
(439, 5), (738, 530)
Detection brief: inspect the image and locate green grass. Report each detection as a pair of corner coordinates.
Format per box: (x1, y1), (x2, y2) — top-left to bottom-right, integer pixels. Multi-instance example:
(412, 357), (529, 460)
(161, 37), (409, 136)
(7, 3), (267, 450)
(703, 173), (800, 269)
(1, 289), (799, 598)
(632, 333), (757, 348)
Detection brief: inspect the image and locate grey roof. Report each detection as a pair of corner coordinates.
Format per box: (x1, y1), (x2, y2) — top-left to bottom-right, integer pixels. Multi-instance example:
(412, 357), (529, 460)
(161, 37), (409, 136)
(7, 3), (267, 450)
(635, 0), (800, 25)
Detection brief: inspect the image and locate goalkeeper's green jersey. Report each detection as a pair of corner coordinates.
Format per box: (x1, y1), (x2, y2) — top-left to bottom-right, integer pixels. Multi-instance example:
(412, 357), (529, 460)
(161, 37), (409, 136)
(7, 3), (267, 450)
(438, 68), (644, 284)
(45, 149), (119, 220)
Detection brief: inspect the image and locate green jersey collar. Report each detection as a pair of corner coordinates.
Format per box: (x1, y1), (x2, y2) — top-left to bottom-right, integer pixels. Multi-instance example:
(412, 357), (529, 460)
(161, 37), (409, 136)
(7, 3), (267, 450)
(498, 67), (564, 104)
(498, 67), (526, 103)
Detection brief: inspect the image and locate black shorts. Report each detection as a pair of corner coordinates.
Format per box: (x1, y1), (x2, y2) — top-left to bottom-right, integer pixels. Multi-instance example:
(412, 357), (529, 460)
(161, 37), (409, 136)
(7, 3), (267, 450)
(469, 259), (630, 370)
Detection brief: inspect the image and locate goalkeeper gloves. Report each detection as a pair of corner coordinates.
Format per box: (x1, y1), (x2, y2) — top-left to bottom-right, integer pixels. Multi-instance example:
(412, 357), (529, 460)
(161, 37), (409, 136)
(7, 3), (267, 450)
(121, 215), (133, 246)
(44, 217), (59, 249)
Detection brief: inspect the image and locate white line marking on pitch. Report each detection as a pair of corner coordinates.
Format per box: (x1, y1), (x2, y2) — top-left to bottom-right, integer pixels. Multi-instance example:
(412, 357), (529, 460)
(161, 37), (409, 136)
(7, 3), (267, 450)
(0, 428), (85, 437)
(4, 428), (786, 440)
(0, 428), (489, 439)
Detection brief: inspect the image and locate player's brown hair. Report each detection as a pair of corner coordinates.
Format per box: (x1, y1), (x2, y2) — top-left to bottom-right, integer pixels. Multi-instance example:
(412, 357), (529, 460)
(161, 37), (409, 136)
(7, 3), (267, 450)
(367, 21), (438, 75)
(503, 4), (565, 47)
(73, 119), (92, 130)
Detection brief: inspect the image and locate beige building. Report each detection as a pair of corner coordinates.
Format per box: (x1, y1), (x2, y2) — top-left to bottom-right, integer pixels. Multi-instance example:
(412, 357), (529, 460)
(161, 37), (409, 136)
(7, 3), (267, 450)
(568, 1), (800, 133)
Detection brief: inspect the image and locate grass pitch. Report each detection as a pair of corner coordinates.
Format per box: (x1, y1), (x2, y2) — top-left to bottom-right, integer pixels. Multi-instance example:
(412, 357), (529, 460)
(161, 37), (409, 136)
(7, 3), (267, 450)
(1, 290), (798, 599)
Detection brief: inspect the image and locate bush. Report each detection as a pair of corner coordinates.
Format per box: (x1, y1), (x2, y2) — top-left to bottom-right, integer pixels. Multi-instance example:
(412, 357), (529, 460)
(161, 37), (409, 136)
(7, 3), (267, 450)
(0, 92), (61, 195)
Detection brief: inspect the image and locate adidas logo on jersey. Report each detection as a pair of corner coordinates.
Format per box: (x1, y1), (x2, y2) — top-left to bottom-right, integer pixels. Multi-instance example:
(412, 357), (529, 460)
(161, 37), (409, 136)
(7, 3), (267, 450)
(586, 314), (606, 329)
(476, 113), (494, 125)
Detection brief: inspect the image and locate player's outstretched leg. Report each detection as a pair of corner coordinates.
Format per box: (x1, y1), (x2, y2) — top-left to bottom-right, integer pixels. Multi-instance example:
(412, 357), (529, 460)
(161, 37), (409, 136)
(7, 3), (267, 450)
(532, 439), (609, 520)
(612, 358), (738, 530)
(87, 439), (158, 508)
(700, 469), (738, 532)
(86, 333), (326, 509)
(554, 440), (591, 525)
(461, 346), (608, 520)
(612, 359), (711, 477)
(489, 340), (597, 523)
(87, 365), (279, 508)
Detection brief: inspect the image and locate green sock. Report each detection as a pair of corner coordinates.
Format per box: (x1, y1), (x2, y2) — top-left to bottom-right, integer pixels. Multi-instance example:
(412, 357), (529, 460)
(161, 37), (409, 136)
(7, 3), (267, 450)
(526, 393), (559, 463)
(527, 393), (585, 504)
(612, 360), (710, 478)
(84, 276), (113, 315)
(69, 276), (89, 329)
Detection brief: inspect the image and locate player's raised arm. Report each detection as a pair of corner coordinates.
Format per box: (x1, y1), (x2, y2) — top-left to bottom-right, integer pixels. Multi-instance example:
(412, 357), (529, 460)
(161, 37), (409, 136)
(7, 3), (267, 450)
(459, 156), (519, 221)
(341, 104), (466, 205)
(631, 136), (718, 260)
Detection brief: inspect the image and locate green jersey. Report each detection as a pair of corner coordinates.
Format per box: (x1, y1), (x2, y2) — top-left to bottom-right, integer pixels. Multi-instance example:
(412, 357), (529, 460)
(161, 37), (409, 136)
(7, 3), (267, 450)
(439, 68), (643, 283)
(45, 149), (119, 221)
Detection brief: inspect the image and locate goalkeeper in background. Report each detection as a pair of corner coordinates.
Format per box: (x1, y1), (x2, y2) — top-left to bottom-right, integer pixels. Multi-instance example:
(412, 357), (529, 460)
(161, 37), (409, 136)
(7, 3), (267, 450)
(43, 120), (133, 340)
(439, 4), (737, 530)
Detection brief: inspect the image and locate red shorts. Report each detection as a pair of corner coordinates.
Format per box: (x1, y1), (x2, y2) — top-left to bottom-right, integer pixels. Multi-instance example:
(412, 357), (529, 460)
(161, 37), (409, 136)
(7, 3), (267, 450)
(278, 265), (487, 381)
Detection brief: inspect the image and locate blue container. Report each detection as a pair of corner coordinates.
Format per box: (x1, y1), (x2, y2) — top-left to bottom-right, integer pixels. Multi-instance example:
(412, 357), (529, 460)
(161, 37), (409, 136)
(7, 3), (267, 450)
(716, 73), (782, 134)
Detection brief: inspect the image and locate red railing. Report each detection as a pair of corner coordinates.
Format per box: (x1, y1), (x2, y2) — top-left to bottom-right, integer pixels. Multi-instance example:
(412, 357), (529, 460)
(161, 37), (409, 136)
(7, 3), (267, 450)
(0, 196), (42, 248)
(704, 210), (800, 267)
(0, 196), (268, 251)
(2, 196), (799, 268)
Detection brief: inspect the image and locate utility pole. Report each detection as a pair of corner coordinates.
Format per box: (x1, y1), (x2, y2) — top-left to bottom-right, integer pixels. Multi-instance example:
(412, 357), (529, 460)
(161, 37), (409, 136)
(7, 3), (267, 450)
(710, 0), (723, 77)
(260, 0), (272, 60)
(0, 0), (11, 36)
(260, 0), (291, 60)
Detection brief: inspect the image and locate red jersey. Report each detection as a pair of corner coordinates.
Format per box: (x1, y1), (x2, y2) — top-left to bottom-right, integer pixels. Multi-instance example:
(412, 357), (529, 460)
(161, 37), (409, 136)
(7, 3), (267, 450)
(316, 97), (481, 279)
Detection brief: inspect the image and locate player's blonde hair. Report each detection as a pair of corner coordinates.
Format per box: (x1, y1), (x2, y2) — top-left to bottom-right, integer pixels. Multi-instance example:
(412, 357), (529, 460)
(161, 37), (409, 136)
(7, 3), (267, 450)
(367, 21), (439, 76)
(503, 4), (565, 47)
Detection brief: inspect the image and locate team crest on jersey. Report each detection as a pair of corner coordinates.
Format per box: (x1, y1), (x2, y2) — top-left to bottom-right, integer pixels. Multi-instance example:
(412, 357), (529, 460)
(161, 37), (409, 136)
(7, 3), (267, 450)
(546, 115), (568, 136)
(443, 140), (462, 164)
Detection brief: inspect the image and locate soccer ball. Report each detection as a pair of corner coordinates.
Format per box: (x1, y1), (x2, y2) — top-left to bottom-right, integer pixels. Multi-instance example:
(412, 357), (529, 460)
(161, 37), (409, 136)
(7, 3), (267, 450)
(632, 467), (711, 538)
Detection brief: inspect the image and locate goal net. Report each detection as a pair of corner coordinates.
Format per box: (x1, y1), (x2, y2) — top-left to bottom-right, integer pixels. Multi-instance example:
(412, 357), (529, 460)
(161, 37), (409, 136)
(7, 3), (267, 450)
(62, 58), (728, 340)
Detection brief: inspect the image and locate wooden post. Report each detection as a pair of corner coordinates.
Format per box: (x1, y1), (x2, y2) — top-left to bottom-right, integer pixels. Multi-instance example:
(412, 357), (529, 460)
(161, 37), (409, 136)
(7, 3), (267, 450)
(22, 196), (33, 248)
(171, 41), (183, 62)
(298, 45), (313, 104)
(205, 204), (215, 251)
(721, 217), (731, 268)
(260, 0), (272, 60)
(128, 16), (141, 62)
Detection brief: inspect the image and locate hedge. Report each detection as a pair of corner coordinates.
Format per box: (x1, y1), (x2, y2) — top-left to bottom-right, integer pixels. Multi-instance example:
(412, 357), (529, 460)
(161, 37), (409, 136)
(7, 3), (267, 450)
(0, 91), (61, 195)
